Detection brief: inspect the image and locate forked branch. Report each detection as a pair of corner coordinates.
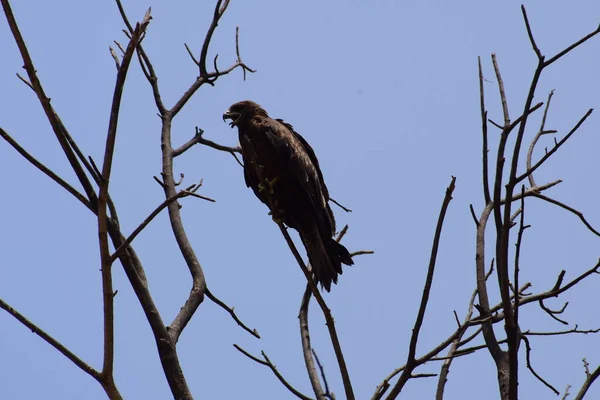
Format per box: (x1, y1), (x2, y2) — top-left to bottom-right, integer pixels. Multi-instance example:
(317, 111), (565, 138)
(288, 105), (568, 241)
(384, 176), (456, 399)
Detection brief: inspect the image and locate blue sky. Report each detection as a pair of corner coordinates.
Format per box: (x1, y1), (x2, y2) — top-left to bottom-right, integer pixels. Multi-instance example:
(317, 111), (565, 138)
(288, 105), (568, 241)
(1, 0), (600, 399)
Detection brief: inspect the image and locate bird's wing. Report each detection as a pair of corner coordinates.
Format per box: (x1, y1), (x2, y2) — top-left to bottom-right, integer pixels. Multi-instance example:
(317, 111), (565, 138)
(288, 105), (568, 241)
(263, 118), (336, 234)
(276, 119), (330, 201)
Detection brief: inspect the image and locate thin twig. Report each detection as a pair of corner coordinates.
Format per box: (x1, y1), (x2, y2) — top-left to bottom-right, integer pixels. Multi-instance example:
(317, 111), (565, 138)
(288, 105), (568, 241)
(205, 288), (260, 338)
(385, 177), (456, 399)
(562, 385), (572, 400)
(184, 42), (200, 66)
(330, 197), (351, 213)
(312, 349), (335, 400)
(478, 57), (492, 204)
(16, 72), (34, 91)
(492, 54), (510, 127)
(0, 297), (101, 380)
(516, 109), (594, 185)
(110, 184), (202, 262)
(526, 90), (555, 188)
(2, 0), (99, 208)
(524, 325), (600, 336)
(530, 193), (600, 237)
(0, 128), (92, 212)
(574, 362), (600, 400)
(522, 335), (559, 395)
(436, 279), (481, 400)
(538, 299), (569, 325)
(514, 186), (529, 344)
(233, 345), (314, 400)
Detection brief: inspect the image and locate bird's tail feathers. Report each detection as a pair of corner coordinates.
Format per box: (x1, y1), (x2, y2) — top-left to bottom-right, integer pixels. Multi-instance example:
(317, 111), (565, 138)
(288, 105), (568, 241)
(331, 238), (354, 267)
(300, 222), (353, 292)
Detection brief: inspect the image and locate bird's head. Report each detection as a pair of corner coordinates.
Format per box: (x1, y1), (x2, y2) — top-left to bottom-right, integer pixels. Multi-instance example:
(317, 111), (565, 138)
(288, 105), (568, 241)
(223, 100), (267, 128)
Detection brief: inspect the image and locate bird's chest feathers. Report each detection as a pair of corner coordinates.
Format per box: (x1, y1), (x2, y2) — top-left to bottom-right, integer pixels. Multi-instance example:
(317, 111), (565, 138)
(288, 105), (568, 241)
(240, 127), (290, 176)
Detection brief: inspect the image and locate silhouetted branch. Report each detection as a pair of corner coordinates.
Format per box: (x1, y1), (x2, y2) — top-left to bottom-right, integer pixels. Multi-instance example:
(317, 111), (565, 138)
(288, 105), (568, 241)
(277, 223), (355, 400)
(0, 297), (100, 380)
(173, 23), (254, 116)
(522, 335), (559, 395)
(530, 193), (600, 237)
(516, 109), (594, 185)
(114, 0), (166, 114)
(233, 345), (313, 400)
(524, 325), (600, 336)
(312, 349), (335, 400)
(185, 127), (244, 167)
(435, 262), (494, 400)
(384, 176), (456, 399)
(2, 0), (98, 208)
(299, 285), (326, 399)
(96, 13), (150, 388)
(330, 197), (351, 213)
(562, 385), (572, 400)
(517, 260), (600, 306)
(16, 72), (34, 91)
(0, 128), (92, 211)
(198, 0), (230, 78)
(526, 90), (555, 188)
(205, 288), (260, 338)
(492, 53), (510, 127)
(111, 182), (210, 262)
(574, 359), (600, 400)
(539, 299), (569, 325)
(478, 57), (491, 204)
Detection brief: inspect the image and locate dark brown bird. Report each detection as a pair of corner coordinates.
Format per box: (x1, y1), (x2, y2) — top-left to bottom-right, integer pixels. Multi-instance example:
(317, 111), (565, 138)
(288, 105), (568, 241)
(223, 100), (353, 291)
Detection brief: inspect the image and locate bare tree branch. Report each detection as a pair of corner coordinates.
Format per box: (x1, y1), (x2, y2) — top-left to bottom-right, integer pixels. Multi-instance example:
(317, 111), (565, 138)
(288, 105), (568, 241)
(492, 53), (511, 127)
(276, 223), (355, 400)
(312, 349), (335, 400)
(299, 285), (326, 399)
(538, 299), (569, 325)
(478, 57), (492, 204)
(516, 109), (594, 185)
(526, 90), (555, 188)
(178, 127), (243, 168)
(0, 128), (92, 212)
(574, 360), (600, 400)
(110, 182), (210, 262)
(524, 325), (600, 336)
(0, 297), (101, 380)
(1, 0), (99, 208)
(330, 197), (352, 213)
(385, 176), (456, 399)
(96, 14), (150, 388)
(233, 345), (314, 400)
(522, 335), (559, 395)
(530, 193), (600, 237)
(562, 385), (572, 400)
(205, 288), (260, 338)
(436, 262), (495, 399)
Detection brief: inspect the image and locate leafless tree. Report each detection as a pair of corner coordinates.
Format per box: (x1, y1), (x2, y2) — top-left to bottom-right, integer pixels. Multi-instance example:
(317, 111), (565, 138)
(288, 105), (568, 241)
(1, 1), (599, 400)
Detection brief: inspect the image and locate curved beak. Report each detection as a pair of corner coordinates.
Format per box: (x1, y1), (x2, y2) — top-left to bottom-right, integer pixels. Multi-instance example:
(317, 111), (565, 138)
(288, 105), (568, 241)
(222, 109), (240, 128)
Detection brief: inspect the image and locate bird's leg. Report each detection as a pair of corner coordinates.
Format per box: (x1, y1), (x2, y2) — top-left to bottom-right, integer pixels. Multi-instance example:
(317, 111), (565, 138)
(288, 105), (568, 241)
(258, 176), (279, 196)
(268, 199), (285, 223)
(258, 175), (283, 221)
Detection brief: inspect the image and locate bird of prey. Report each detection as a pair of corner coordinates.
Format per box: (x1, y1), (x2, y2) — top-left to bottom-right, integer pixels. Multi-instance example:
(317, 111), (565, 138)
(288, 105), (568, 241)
(223, 100), (353, 291)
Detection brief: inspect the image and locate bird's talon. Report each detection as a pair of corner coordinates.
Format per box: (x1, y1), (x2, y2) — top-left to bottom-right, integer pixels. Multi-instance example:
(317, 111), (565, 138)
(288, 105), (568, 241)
(268, 209), (285, 222)
(259, 177), (279, 195)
